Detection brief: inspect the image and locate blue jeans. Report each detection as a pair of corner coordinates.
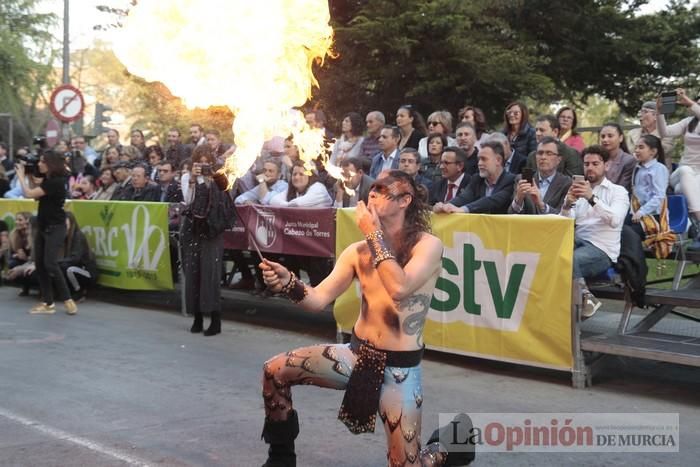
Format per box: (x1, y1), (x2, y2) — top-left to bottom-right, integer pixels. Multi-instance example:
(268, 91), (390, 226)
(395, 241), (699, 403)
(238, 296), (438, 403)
(573, 236), (612, 279)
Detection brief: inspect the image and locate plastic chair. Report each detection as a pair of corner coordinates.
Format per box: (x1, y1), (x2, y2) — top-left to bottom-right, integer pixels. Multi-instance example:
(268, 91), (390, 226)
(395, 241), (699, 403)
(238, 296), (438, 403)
(667, 194), (689, 235)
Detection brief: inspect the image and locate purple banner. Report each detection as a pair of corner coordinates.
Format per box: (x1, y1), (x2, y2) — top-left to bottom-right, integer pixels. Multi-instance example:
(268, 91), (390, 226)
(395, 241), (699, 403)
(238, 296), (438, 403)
(224, 205), (336, 257)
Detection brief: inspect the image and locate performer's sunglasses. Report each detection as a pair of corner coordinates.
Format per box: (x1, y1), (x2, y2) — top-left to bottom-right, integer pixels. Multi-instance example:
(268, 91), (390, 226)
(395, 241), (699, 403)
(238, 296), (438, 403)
(369, 182), (412, 201)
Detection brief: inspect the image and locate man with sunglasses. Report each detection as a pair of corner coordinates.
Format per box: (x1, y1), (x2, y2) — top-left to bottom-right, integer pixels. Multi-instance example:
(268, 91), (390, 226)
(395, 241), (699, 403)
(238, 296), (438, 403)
(258, 171), (467, 466)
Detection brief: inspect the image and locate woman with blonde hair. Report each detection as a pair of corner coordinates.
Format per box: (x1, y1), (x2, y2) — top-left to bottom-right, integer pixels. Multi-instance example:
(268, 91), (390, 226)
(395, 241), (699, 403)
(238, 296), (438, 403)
(418, 110), (457, 159)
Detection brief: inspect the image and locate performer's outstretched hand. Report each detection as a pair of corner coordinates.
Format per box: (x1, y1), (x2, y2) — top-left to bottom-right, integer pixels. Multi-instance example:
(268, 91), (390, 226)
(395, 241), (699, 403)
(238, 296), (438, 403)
(355, 200), (381, 235)
(259, 258), (292, 292)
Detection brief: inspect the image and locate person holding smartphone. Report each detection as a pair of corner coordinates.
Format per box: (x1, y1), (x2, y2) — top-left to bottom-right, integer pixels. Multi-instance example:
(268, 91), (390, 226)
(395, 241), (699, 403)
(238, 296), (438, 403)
(15, 150), (78, 315)
(656, 88), (700, 250)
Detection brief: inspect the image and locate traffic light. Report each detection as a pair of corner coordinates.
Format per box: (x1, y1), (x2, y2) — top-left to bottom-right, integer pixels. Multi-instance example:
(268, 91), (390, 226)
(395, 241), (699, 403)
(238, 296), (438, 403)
(94, 102), (112, 134)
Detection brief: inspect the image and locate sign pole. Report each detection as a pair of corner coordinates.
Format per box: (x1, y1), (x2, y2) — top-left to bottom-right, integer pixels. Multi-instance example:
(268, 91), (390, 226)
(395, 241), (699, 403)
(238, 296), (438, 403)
(62, 0), (71, 141)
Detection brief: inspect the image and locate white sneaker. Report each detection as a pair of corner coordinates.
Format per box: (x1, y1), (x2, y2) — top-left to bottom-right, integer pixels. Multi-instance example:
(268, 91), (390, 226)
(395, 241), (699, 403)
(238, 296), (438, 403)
(582, 292), (602, 319)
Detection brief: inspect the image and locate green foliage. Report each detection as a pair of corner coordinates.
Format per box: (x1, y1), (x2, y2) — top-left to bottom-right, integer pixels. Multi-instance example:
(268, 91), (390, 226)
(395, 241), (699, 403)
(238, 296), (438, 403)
(0, 0), (59, 146)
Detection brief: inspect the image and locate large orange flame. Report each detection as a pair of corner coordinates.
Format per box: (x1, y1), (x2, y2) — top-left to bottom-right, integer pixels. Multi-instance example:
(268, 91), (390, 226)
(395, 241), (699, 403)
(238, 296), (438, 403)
(114, 0), (333, 185)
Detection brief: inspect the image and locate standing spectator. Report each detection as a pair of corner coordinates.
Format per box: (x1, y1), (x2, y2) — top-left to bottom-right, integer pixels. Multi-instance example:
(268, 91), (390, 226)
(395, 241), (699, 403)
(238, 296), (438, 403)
(359, 111), (385, 159)
(0, 142), (12, 173)
(599, 123), (636, 192)
(369, 126), (400, 179)
(14, 150), (78, 315)
(313, 109), (333, 139)
(395, 105), (427, 151)
(146, 145), (165, 180)
(129, 129), (147, 159)
(101, 146), (121, 167)
(509, 136), (573, 215)
(329, 112), (365, 165)
(181, 144), (231, 336)
(282, 136), (300, 180)
(333, 157), (374, 208)
(106, 128), (122, 151)
(434, 141), (515, 214)
(94, 167), (118, 201)
(428, 146), (471, 206)
(418, 110), (457, 160)
(454, 122), (480, 176)
(627, 101), (674, 171)
(0, 164), (9, 197)
(156, 161), (184, 203)
(557, 106), (585, 153)
(205, 129), (230, 163)
(524, 114), (583, 177)
(489, 132), (525, 175)
(626, 135), (674, 258)
(502, 101), (537, 166)
(458, 105), (490, 148)
(560, 145), (630, 318)
(165, 128), (191, 166)
(189, 123), (207, 147)
(656, 88), (700, 250)
(71, 136), (98, 165)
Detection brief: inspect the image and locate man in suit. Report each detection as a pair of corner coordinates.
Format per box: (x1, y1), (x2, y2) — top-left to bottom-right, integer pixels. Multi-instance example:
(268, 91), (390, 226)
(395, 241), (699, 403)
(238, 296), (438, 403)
(334, 157), (374, 207)
(509, 136), (573, 215)
(398, 148), (433, 194)
(428, 146), (471, 206)
(156, 161), (184, 203)
(455, 122), (479, 176)
(369, 126), (400, 179)
(524, 114), (583, 176)
(125, 164), (160, 202)
(434, 141), (515, 214)
(489, 132), (525, 175)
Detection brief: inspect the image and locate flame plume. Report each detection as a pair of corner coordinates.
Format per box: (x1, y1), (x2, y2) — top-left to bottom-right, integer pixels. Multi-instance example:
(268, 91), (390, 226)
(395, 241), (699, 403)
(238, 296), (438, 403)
(114, 0), (333, 185)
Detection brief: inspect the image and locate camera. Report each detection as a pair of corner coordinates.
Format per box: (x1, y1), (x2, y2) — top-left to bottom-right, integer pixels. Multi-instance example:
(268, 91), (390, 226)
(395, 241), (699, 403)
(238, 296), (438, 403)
(32, 135), (48, 150)
(200, 163), (212, 176)
(15, 153), (40, 176)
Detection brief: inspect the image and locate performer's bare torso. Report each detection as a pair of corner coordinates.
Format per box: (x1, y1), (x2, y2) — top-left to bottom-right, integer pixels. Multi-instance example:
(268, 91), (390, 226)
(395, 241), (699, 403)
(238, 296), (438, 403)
(351, 233), (441, 351)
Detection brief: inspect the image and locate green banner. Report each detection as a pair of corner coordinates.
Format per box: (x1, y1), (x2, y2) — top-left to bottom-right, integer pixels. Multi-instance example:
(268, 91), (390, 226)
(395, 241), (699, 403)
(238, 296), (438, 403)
(0, 199), (173, 290)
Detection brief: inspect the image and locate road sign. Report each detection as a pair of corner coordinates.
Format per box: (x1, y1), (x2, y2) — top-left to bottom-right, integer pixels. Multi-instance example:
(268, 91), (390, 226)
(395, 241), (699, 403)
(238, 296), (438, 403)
(46, 119), (61, 147)
(49, 84), (85, 123)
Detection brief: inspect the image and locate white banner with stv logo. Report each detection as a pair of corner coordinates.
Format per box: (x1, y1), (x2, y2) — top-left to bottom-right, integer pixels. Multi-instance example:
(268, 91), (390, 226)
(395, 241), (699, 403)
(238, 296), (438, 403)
(333, 210), (575, 370)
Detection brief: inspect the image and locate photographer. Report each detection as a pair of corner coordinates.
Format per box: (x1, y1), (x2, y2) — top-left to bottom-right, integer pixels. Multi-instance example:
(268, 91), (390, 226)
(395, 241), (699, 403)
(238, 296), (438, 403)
(181, 145), (233, 336)
(15, 150), (78, 315)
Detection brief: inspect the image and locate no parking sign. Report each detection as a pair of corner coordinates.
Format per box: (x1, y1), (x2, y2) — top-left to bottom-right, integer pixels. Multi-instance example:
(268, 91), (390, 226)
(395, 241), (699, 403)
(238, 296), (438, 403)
(49, 84), (85, 123)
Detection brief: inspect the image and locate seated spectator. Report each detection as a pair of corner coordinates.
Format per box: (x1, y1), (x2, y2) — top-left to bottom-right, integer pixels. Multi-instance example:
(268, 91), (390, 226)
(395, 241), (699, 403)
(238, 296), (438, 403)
(0, 164), (9, 197)
(5, 215), (37, 296)
(524, 114), (583, 176)
(261, 136), (290, 181)
(146, 145), (165, 180)
(110, 162), (133, 201)
(627, 101), (674, 171)
(434, 141), (515, 214)
(124, 164), (160, 202)
(0, 220), (8, 278)
(333, 157), (374, 208)
(369, 126), (400, 179)
(599, 122), (636, 192)
(418, 110), (457, 159)
(657, 88), (700, 250)
(396, 105), (427, 151)
(165, 128), (191, 167)
(156, 161), (184, 203)
(502, 101), (537, 165)
(329, 112), (364, 165)
(454, 122), (480, 176)
(359, 111), (385, 159)
(72, 175), (98, 200)
(557, 106), (585, 153)
(428, 146), (471, 206)
(458, 105), (490, 148)
(8, 211), (32, 270)
(205, 129), (231, 163)
(270, 160), (333, 207)
(94, 167), (118, 200)
(59, 212), (98, 302)
(489, 132), (525, 175)
(560, 145), (630, 318)
(100, 145), (121, 168)
(71, 135), (98, 166)
(179, 158), (193, 200)
(0, 142), (12, 173)
(509, 136), (573, 215)
(235, 159), (288, 205)
(420, 134), (448, 188)
(397, 148), (432, 196)
(129, 129), (147, 159)
(626, 134), (674, 259)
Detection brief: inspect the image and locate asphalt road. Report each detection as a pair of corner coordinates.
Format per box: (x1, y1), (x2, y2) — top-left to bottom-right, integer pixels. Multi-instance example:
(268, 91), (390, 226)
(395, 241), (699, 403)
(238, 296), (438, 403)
(0, 285), (698, 467)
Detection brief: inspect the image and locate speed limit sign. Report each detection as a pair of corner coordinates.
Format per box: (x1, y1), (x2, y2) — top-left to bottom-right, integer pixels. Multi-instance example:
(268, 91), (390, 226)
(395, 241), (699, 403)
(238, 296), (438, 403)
(49, 84), (85, 123)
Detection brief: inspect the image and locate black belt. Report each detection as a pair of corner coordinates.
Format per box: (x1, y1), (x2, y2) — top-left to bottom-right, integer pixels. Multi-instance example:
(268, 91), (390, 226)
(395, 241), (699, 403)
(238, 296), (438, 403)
(349, 328), (424, 368)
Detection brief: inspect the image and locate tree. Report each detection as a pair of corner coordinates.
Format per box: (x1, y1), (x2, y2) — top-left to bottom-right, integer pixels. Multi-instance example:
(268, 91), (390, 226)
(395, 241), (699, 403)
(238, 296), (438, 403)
(0, 0), (59, 147)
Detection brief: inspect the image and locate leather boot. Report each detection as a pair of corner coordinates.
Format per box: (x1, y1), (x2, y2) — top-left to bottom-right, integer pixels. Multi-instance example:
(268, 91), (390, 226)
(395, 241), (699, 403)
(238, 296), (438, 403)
(203, 311), (221, 336)
(190, 312), (203, 333)
(427, 413), (475, 466)
(261, 410), (299, 467)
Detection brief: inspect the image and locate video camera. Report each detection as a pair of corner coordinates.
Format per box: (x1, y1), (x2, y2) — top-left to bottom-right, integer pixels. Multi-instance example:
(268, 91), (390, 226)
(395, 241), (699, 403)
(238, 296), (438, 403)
(15, 153), (40, 176)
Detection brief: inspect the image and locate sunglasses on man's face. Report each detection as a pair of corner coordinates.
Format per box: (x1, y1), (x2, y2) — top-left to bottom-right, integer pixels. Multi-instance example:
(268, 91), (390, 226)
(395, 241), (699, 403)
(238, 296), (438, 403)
(370, 182), (412, 200)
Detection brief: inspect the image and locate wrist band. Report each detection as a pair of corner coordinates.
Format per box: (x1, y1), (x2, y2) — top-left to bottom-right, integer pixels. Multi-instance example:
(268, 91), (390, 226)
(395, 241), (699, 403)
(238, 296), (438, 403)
(281, 271), (308, 303)
(365, 230), (395, 268)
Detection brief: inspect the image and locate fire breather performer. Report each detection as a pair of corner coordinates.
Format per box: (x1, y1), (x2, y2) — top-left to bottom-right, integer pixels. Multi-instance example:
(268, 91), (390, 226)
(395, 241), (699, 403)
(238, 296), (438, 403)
(258, 170), (470, 466)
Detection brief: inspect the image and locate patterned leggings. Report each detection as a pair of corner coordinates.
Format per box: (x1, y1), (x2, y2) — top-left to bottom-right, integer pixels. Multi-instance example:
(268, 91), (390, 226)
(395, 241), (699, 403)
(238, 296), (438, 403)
(262, 343), (446, 467)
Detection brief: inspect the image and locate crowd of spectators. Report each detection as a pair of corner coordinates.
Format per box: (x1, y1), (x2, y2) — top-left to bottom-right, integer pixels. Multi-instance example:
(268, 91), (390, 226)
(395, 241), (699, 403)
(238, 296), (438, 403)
(1, 91), (699, 312)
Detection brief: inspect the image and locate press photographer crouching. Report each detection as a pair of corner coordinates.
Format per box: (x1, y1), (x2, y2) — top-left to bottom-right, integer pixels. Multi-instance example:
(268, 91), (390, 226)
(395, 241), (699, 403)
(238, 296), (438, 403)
(15, 150), (78, 315)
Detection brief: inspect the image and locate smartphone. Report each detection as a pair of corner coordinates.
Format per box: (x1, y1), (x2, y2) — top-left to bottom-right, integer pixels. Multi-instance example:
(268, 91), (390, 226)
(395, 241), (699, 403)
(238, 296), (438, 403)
(200, 164), (212, 176)
(521, 167), (534, 184)
(573, 175), (585, 184)
(660, 91), (677, 115)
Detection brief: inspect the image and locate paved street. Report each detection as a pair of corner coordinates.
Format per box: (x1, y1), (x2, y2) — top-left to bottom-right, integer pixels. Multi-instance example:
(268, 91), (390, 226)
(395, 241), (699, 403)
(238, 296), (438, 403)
(0, 285), (698, 466)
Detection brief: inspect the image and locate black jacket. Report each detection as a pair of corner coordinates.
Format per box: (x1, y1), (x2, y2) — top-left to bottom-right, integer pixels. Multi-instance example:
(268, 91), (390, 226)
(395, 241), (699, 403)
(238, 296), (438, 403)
(450, 170), (516, 214)
(429, 174), (471, 205)
(615, 225), (647, 308)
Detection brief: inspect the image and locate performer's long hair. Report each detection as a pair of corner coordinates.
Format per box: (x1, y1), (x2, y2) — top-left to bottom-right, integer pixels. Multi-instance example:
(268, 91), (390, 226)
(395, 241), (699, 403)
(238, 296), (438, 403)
(383, 170), (431, 266)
